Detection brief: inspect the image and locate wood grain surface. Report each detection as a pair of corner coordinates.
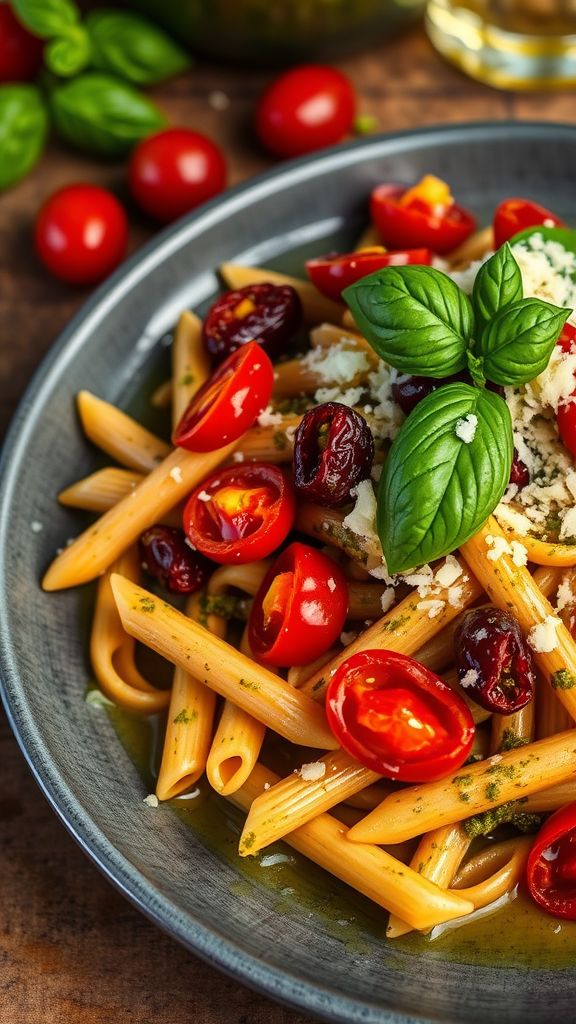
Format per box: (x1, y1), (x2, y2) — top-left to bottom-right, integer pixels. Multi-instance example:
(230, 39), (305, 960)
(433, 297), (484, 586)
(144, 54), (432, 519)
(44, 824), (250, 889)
(1, 24), (575, 1024)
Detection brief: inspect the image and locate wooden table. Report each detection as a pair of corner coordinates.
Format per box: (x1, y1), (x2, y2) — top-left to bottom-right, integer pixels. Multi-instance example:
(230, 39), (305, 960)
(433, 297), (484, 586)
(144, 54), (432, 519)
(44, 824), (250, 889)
(1, 25), (575, 1024)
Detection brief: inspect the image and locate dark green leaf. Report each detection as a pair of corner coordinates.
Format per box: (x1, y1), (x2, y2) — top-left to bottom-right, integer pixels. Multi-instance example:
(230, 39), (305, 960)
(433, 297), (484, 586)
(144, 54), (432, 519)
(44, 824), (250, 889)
(50, 73), (166, 157)
(343, 265), (473, 378)
(11, 0), (78, 38)
(86, 10), (191, 85)
(377, 383), (513, 574)
(0, 84), (48, 191)
(476, 298), (570, 387)
(45, 25), (91, 77)
(472, 243), (523, 329)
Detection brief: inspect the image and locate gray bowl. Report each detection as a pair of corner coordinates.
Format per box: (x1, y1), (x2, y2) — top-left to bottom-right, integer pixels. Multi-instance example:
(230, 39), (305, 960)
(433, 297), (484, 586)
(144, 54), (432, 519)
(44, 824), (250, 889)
(2, 123), (576, 1024)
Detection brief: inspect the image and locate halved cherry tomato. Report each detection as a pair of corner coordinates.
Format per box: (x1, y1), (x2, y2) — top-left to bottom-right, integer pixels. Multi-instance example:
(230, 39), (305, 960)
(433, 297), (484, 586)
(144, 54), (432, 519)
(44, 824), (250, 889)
(173, 342), (274, 453)
(326, 650), (475, 782)
(493, 198), (564, 249)
(183, 463), (295, 564)
(305, 247), (432, 302)
(371, 176), (476, 255)
(556, 323), (576, 458)
(527, 802), (576, 920)
(248, 541), (348, 666)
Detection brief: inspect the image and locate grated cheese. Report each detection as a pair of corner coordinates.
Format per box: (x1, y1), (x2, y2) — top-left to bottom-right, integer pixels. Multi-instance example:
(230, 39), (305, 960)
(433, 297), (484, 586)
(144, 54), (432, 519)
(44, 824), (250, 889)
(257, 405), (283, 427)
(231, 386), (249, 418)
(460, 669), (479, 689)
(527, 615), (562, 653)
(380, 587), (395, 613)
(302, 341), (370, 384)
(143, 794), (159, 808)
(297, 761), (326, 782)
(169, 466), (183, 484)
(455, 413), (478, 444)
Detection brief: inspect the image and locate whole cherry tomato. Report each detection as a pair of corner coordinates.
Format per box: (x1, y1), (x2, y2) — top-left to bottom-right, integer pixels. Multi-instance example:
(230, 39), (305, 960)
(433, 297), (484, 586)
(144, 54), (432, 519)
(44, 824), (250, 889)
(293, 402), (374, 507)
(255, 64), (356, 158)
(454, 607), (535, 715)
(173, 342), (274, 453)
(371, 176), (476, 255)
(0, 6), (44, 82)
(139, 526), (210, 594)
(326, 650), (475, 782)
(35, 184), (128, 286)
(556, 323), (576, 458)
(203, 282), (302, 363)
(306, 247), (432, 302)
(493, 198), (564, 249)
(183, 463), (295, 565)
(248, 542), (348, 666)
(129, 128), (227, 223)
(527, 802), (576, 920)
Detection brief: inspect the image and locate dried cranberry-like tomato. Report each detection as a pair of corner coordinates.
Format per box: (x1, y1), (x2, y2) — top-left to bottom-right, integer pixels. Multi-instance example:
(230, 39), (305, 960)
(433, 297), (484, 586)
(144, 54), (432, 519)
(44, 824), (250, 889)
(293, 402), (374, 507)
(510, 449), (530, 490)
(391, 373), (466, 416)
(139, 526), (210, 594)
(454, 607), (535, 715)
(202, 282), (302, 363)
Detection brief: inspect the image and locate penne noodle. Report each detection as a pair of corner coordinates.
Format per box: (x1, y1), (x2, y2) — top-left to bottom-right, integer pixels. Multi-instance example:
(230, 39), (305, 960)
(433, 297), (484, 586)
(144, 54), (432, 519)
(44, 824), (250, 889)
(490, 700), (534, 754)
(207, 560), (269, 600)
(442, 667), (492, 724)
(171, 310), (210, 429)
(533, 565), (565, 598)
(494, 509), (576, 566)
(287, 648), (338, 688)
(343, 781), (393, 811)
(218, 263), (343, 326)
(536, 669), (574, 738)
(90, 548), (170, 714)
(295, 502), (382, 568)
(77, 391), (171, 472)
(354, 224), (381, 250)
(309, 322), (372, 357)
(150, 379), (172, 409)
(347, 581), (390, 620)
(522, 777), (576, 812)
(43, 444), (237, 591)
(238, 749), (381, 856)
(59, 467), (145, 511)
(110, 574), (337, 750)
(346, 730), (576, 845)
(447, 224), (493, 267)
(451, 837), (532, 911)
(229, 763), (475, 931)
(233, 416), (300, 464)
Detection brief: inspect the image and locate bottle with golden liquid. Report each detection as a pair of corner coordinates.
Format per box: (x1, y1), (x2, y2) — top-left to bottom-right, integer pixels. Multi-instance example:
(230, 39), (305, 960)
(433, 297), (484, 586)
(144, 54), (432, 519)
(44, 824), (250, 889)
(426, 0), (576, 89)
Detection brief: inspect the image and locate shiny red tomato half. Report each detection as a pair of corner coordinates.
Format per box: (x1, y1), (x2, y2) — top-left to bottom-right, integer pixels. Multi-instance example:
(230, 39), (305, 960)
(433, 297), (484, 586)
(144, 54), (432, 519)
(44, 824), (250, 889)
(305, 246), (432, 301)
(493, 198), (564, 249)
(35, 184), (128, 286)
(129, 128), (227, 223)
(0, 6), (44, 82)
(556, 323), (576, 458)
(326, 650), (475, 782)
(172, 342), (274, 453)
(255, 64), (355, 158)
(183, 463), (295, 565)
(527, 802), (576, 920)
(248, 542), (348, 666)
(371, 183), (476, 255)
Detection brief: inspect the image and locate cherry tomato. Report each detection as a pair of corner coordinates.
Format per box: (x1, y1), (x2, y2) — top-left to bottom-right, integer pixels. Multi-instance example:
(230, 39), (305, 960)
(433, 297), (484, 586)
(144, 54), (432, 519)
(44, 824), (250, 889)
(527, 802), (576, 920)
(129, 128), (227, 223)
(0, 6), (44, 83)
(454, 607), (535, 715)
(203, 283), (302, 364)
(248, 542), (348, 667)
(139, 526), (210, 594)
(392, 372), (467, 416)
(173, 342), (274, 453)
(326, 650), (475, 782)
(306, 247), (432, 302)
(34, 184), (128, 286)
(293, 402), (374, 507)
(255, 64), (355, 158)
(183, 463), (295, 565)
(556, 323), (576, 457)
(371, 176), (476, 255)
(493, 198), (564, 249)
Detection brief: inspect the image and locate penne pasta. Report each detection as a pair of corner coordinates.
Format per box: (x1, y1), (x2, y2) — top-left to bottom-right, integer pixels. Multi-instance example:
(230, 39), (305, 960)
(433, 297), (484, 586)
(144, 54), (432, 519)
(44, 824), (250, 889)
(447, 224), (494, 266)
(309, 322), (372, 357)
(110, 574), (337, 749)
(218, 263), (343, 326)
(353, 224), (381, 251)
(233, 416), (300, 464)
(150, 379), (172, 409)
(77, 391), (171, 472)
(59, 467), (144, 511)
(494, 510), (576, 566)
(536, 669), (574, 738)
(441, 667), (492, 724)
(171, 310), (210, 429)
(451, 837), (532, 911)
(522, 777), (576, 812)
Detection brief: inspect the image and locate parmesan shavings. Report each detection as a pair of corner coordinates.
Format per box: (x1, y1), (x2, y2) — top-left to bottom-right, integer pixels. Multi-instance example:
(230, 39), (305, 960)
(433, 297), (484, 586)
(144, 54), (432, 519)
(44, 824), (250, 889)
(455, 414), (478, 444)
(297, 761), (326, 783)
(527, 616), (562, 654)
(143, 794), (159, 808)
(257, 405), (283, 427)
(460, 669), (479, 690)
(169, 466), (183, 484)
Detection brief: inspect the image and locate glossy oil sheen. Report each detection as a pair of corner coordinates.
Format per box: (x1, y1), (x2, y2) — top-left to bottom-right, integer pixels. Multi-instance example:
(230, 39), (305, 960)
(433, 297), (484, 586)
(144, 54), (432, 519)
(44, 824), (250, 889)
(2, 125), (576, 1024)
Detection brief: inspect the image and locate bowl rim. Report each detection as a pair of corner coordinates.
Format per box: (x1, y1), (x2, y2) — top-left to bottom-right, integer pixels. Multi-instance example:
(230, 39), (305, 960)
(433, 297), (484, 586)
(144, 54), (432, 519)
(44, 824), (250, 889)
(2, 120), (576, 1024)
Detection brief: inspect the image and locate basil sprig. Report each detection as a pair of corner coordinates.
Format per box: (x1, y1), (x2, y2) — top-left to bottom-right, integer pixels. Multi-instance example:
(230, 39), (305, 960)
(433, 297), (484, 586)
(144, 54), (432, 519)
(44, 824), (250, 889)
(86, 10), (191, 86)
(343, 243), (572, 572)
(0, 84), (48, 190)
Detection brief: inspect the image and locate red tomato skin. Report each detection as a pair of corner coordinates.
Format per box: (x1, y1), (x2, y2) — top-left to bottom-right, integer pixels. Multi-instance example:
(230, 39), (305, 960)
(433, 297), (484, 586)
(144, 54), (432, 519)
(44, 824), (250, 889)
(371, 184), (476, 255)
(306, 248), (432, 301)
(493, 198), (564, 249)
(556, 323), (576, 457)
(326, 650), (475, 783)
(129, 128), (227, 223)
(34, 184), (128, 286)
(183, 463), (295, 565)
(255, 64), (356, 158)
(527, 801), (576, 920)
(172, 342), (274, 453)
(248, 542), (348, 666)
(0, 7), (44, 82)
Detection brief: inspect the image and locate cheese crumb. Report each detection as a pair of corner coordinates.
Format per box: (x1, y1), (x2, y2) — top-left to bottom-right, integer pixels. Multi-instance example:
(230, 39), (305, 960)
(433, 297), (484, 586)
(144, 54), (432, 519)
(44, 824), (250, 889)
(488, 754), (503, 765)
(455, 413), (478, 444)
(169, 466), (183, 484)
(143, 794), (159, 808)
(486, 535), (512, 562)
(297, 761), (326, 782)
(197, 490), (212, 502)
(340, 630), (358, 646)
(231, 386), (249, 418)
(460, 669), (479, 689)
(30, 520), (44, 533)
(556, 578), (574, 613)
(302, 341), (370, 385)
(233, 451), (245, 463)
(510, 540), (528, 567)
(416, 598), (445, 619)
(434, 554), (463, 588)
(327, 577), (336, 593)
(380, 587), (395, 613)
(257, 405), (283, 427)
(527, 615), (562, 653)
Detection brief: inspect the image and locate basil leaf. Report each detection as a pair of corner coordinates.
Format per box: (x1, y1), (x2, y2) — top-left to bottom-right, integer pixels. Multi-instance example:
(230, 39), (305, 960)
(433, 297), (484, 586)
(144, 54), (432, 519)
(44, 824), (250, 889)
(343, 266), (473, 378)
(476, 298), (570, 387)
(472, 243), (523, 329)
(86, 10), (191, 86)
(377, 383), (512, 575)
(11, 0), (79, 38)
(50, 73), (166, 157)
(0, 84), (48, 191)
(45, 26), (91, 77)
